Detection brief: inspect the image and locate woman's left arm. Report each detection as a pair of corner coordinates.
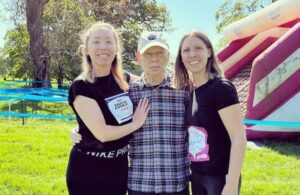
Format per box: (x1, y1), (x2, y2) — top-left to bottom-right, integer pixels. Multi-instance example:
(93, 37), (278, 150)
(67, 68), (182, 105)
(218, 103), (247, 195)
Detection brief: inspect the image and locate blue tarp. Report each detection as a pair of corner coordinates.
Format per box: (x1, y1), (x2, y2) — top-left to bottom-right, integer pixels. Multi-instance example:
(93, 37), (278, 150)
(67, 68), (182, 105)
(243, 119), (300, 128)
(0, 88), (69, 120)
(0, 88), (68, 95)
(0, 111), (75, 120)
(0, 88), (68, 102)
(21, 94), (67, 102)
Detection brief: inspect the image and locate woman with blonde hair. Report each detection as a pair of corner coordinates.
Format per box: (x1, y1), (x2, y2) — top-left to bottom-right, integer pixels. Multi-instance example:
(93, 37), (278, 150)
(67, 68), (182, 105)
(175, 31), (246, 195)
(66, 22), (149, 195)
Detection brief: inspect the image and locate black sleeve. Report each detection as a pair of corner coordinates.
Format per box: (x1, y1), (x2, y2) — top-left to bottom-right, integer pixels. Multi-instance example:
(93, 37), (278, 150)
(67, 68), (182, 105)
(215, 80), (240, 111)
(68, 79), (93, 105)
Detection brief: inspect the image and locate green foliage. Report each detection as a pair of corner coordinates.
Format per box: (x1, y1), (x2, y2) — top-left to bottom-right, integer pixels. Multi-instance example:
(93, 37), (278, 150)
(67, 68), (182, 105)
(2, 25), (31, 80)
(215, 37), (229, 53)
(3, 0), (172, 81)
(79, 0), (173, 75)
(43, 0), (91, 86)
(214, 0), (279, 49)
(0, 49), (8, 77)
(215, 0), (261, 34)
(215, 0), (261, 51)
(215, 0), (277, 48)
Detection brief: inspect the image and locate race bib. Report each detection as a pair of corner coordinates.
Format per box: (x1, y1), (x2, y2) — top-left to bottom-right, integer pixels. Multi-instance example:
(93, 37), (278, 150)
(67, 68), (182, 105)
(188, 126), (210, 162)
(105, 92), (133, 124)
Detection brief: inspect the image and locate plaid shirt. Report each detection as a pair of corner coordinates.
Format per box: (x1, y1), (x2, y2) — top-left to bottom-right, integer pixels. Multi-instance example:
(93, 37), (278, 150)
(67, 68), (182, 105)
(128, 73), (190, 193)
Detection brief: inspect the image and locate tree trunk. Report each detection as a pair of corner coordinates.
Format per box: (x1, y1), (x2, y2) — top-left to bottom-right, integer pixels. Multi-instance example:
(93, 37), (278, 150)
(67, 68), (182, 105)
(57, 69), (64, 89)
(26, 0), (51, 88)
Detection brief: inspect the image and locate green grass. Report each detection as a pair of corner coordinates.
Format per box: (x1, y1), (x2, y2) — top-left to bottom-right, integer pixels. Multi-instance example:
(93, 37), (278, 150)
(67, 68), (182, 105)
(0, 101), (73, 116)
(0, 118), (299, 194)
(242, 141), (300, 194)
(0, 119), (76, 195)
(0, 82), (26, 88)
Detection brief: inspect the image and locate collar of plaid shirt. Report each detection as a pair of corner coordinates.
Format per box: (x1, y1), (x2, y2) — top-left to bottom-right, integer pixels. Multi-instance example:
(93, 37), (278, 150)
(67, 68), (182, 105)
(139, 72), (173, 88)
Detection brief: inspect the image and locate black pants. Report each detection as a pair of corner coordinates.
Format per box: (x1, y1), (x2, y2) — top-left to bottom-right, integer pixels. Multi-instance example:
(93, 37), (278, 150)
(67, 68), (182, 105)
(66, 148), (128, 195)
(128, 186), (190, 195)
(191, 172), (241, 195)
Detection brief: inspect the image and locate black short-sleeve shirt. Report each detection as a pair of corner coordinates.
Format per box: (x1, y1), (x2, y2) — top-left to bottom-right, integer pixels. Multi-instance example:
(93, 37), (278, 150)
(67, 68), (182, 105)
(186, 77), (240, 176)
(68, 73), (132, 151)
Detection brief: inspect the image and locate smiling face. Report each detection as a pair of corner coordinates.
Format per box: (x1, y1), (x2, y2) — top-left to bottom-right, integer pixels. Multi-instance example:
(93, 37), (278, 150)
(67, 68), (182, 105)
(181, 35), (211, 75)
(85, 28), (117, 69)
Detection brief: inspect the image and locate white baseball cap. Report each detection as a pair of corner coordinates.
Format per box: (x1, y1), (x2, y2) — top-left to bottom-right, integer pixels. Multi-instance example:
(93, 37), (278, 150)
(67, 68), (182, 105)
(137, 32), (169, 54)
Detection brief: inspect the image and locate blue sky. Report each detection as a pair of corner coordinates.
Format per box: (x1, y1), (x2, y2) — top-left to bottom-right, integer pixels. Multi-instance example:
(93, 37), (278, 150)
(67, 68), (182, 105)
(0, 0), (225, 57)
(157, 0), (224, 56)
(0, 0), (13, 47)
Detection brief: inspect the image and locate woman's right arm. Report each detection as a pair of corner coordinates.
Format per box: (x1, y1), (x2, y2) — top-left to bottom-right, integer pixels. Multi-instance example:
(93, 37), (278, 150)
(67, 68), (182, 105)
(73, 95), (149, 142)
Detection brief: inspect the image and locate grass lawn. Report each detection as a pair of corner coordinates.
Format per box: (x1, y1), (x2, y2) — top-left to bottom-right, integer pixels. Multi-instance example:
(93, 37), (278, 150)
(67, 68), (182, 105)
(0, 118), (299, 195)
(242, 141), (300, 194)
(0, 119), (76, 195)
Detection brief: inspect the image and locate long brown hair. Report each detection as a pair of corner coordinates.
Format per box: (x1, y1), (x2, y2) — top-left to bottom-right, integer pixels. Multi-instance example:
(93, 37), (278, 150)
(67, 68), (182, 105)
(79, 21), (128, 91)
(174, 31), (223, 89)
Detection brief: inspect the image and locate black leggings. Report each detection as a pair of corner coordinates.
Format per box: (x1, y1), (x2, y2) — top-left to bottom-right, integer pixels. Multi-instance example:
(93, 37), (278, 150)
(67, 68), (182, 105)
(191, 172), (241, 195)
(66, 148), (128, 195)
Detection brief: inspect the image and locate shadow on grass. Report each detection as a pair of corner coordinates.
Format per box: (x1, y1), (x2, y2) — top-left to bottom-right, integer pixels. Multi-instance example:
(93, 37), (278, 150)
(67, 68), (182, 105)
(262, 141), (300, 157)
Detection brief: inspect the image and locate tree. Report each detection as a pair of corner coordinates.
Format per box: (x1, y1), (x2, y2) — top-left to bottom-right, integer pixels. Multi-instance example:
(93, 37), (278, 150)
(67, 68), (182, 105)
(81, 0), (172, 75)
(43, 0), (90, 88)
(0, 49), (9, 78)
(215, 37), (229, 53)
(26, 0), (51, 87)
(43, 0), (172, 78)
(3, 0), (26, 25)
(3, 0), (172, 83)
(2, 25), (32, 80)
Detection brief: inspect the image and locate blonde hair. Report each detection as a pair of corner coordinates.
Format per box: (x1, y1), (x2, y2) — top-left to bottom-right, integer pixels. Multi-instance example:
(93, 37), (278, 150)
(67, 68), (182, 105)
(174, 31), (224, 89)
(79, 21), (128, 91)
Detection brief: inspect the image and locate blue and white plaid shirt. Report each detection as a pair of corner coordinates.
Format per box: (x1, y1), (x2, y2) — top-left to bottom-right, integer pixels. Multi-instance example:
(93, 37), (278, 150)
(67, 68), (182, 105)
(128, 73), (190, 193)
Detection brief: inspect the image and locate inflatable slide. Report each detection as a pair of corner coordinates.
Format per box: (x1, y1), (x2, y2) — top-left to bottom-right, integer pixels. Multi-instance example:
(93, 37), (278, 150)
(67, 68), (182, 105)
(218, 0), (300, 139)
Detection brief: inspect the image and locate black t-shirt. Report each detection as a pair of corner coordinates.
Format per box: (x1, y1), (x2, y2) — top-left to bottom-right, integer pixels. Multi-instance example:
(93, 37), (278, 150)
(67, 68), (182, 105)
(186, 77), (240, 176)
(68, 73), (132, 151)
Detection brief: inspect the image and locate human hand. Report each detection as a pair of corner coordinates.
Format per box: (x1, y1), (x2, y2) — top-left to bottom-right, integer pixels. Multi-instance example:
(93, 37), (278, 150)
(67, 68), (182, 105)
(70, 127), (82, 146)
(131, 97), (149, 130)
(221, 183), (238, 195)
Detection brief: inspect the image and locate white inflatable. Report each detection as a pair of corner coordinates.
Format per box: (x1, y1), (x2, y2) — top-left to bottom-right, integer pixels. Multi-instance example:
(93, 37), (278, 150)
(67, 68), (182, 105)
(223, 0), (300, 41)
(221, 27), (288, 72)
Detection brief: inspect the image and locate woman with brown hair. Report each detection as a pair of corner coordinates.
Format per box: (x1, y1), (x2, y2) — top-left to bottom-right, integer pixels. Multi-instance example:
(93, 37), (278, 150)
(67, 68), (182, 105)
(174, 31), (246, 195)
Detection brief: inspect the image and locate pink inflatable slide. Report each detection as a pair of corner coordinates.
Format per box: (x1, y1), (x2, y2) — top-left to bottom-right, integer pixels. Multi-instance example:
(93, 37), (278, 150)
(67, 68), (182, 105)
(217, 0), (300, 139)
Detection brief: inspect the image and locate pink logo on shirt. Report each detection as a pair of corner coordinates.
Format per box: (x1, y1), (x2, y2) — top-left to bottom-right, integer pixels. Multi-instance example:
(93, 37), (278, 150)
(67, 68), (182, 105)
(188, 126), (210, 162)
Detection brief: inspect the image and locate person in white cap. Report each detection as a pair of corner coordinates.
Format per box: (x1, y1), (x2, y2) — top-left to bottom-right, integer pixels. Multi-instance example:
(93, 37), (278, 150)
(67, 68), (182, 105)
(127, 32), (190, 195)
